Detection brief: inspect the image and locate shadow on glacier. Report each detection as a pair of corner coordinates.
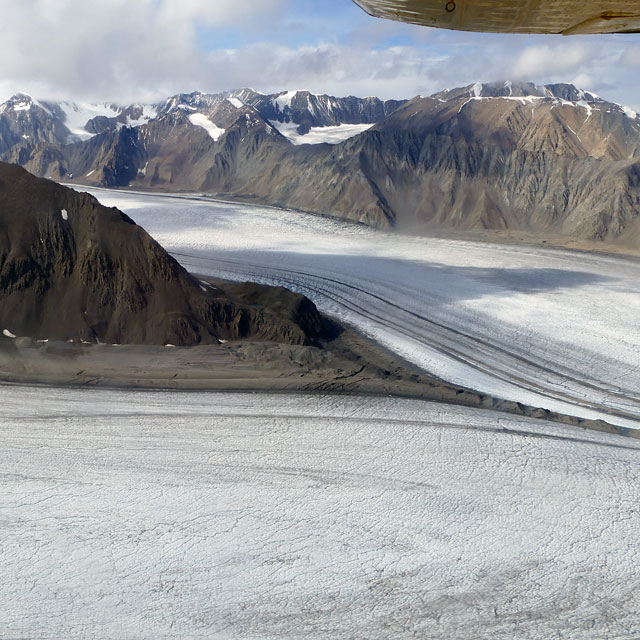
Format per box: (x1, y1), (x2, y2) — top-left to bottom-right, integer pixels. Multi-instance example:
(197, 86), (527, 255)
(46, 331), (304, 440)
(180, 249), (617, 303)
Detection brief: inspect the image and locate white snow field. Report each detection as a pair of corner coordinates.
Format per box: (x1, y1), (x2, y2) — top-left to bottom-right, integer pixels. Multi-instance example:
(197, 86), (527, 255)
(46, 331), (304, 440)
(83, 188), (640, 430)
(2, 385), (640, 639)
(188, 112), (226, 141)
(269, 120), (374, 145)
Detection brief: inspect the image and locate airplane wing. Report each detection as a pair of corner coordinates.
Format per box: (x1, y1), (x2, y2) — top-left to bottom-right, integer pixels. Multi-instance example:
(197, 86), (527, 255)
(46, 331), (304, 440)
(351, 0), (640, 35)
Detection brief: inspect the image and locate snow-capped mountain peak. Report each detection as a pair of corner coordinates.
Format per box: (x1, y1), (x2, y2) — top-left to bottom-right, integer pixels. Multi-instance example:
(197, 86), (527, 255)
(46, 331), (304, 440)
(428, 81), (639, 123)
(0, 93), (52, 115)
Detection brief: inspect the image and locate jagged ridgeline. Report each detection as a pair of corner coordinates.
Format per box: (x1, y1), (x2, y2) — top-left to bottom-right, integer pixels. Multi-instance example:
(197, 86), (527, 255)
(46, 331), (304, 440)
(0, 162), (331, 346)
(2, 82), (640, 245)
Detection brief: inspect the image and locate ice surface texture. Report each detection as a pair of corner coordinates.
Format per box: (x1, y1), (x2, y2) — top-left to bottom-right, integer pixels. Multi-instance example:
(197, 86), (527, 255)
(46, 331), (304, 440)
(2, 386), (639, 639)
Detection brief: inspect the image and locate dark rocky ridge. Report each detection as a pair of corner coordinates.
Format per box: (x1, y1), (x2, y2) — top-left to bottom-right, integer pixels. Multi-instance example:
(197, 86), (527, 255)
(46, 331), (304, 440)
(0, 162), (331, 346)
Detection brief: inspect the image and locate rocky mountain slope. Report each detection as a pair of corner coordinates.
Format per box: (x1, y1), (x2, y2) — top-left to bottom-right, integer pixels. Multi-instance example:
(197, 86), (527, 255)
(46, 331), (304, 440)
(362, 82), (640, 240)
(0, 162), (330, 346)
(2, 82), (640, 246)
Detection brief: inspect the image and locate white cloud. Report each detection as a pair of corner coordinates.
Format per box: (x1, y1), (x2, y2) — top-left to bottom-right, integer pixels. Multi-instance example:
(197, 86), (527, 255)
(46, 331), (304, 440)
(571, 73), (594, 90)
(511, 43), (593, 78)
(620, 45), (640, 67)
(202, 43), (444, 100)
(0, 0), (285, 102)
(156, 0), (282, 27)
(0, 1), (639, 113)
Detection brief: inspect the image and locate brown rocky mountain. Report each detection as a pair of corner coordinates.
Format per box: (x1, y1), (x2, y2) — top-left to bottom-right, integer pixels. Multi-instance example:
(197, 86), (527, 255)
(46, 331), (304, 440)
(2, 82), (640, 246)
(0, 162), (330, 346)
(358, 82), (640, 243)
(224, 80), (640, 243)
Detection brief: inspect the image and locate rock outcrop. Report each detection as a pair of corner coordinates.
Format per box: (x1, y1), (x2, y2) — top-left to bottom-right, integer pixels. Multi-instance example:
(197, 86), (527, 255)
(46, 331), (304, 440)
(0, 162), (331, 346)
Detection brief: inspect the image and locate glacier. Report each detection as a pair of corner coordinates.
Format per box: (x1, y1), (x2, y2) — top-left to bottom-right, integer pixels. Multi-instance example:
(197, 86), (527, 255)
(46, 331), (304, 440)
(2, 385), (639, 639)
(82, 188), (640, 430)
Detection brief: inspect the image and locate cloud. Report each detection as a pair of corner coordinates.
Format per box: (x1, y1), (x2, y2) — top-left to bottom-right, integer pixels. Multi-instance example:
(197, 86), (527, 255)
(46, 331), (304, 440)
(511, 43), (593, 78)
(203, 43), (444, 99)
(0, 0), (286, 102)
(0, 0), (639, 112)
(620, 45), (640, 67)
(156, 0), (283, 28)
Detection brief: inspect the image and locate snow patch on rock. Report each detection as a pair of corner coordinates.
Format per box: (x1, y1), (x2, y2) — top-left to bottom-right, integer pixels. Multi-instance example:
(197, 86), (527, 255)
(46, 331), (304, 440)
(187, 113), (225, 141)
(59, 102), (122, 142)
(272, 90), (299, 113)
(269, 121), (373, 145)
(125, 105), (158, 127)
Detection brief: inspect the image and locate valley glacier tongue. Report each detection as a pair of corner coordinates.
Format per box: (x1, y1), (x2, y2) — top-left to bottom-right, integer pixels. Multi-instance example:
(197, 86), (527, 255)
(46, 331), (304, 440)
(85, 187), (640, 430)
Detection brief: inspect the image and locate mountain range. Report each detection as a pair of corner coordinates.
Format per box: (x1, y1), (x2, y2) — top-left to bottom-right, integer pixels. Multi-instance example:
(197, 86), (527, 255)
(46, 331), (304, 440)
(2, 82), (640, 247)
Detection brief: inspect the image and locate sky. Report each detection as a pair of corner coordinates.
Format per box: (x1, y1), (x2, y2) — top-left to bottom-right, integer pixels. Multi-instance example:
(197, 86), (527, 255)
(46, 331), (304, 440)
(1, 0), (640, 108)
